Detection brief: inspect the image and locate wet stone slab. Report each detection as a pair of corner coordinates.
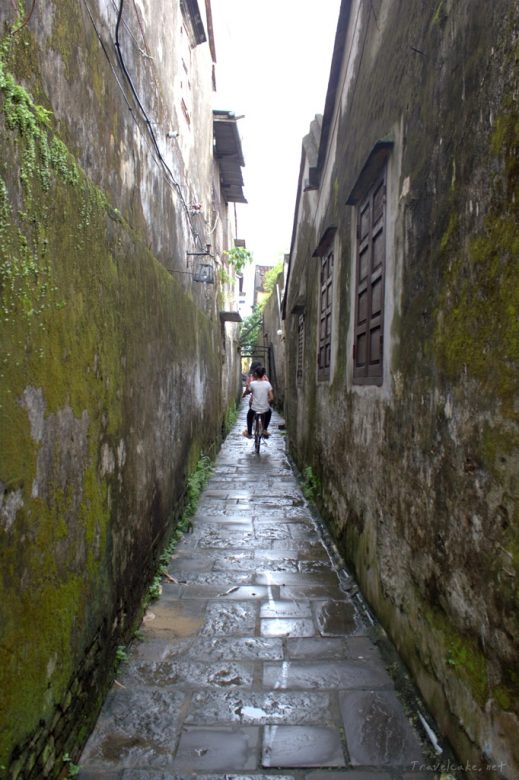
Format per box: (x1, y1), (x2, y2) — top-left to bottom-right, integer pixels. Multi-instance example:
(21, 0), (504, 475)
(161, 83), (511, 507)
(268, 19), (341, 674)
(169, 551), (218, 572)
(305, 773), (392, 780)
(186, 690), (335, 725)
(270, 543), (329, 560)
(80, 689), (186, 770)
(262, 660), (394, 690)
(262, 725), (346, 768)
(211, 551), (255, 570)
(345, 636), (389, 661)
(141, 599), (206, 637)
(197, 531), (258, 549)
(173, 583), (274, 600)
(279, 583), (350, 601)
(288, 524), (322, 542)
(260, 600), (313, 618)
(299, 559), (336, 574)
(202, 601), (258, 635)
(314, 599), (366, 636)
(287, 637), (352, 660)
(119, 660), (254, 689)
(81, 408), (440, 775)
(260, 618), (316, 638)
(339, 690), (425, 767)
(184, 636), (284, 661)
(204, 490), (252, 499)
(192, 522), (255, 536)
(121, 638), (194, 664)
(196, 772), (295, 780)
(255, 571), (339, 587)
(193, 776), (296, 780)
(172, 572), (252, 587)
(253, 558), (301, 573)
(173, 726), (260, 772)
(199, 514), (254, 525)
(253, 525), (292, 541)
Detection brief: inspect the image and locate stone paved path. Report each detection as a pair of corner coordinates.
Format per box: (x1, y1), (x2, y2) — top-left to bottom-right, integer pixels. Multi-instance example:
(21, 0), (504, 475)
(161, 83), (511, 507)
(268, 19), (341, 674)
(79, 403), (442, 779)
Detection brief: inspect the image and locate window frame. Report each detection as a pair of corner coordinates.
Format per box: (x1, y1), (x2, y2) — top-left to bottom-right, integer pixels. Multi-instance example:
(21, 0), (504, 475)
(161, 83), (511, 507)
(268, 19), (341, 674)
(317, 247), (334, 382)
(296, 313), (305, 387)
(352, 167), (387, 386)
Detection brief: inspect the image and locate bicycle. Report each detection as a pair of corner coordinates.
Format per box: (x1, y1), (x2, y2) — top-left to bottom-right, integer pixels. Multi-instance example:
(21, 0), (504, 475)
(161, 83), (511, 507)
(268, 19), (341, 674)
(253, 412), (264, 454)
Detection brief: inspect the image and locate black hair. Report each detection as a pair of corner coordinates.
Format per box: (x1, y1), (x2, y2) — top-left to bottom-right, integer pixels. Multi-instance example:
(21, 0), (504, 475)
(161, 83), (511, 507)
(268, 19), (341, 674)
(254, 366), (266, 378)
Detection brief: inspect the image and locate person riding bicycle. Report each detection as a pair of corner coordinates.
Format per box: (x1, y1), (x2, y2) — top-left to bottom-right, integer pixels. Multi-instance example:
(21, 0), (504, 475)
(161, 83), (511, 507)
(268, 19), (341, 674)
(244, 360), (269, 394)
(242, 366), (273, 439)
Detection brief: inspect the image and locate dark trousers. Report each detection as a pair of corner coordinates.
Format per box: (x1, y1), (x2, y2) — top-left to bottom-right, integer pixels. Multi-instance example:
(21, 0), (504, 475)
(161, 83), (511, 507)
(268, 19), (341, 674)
(247, 408), (271, 435)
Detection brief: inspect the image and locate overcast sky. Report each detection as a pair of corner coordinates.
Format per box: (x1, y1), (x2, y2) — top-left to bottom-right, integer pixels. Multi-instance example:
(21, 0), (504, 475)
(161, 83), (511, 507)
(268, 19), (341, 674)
(211, 0), (341, 270)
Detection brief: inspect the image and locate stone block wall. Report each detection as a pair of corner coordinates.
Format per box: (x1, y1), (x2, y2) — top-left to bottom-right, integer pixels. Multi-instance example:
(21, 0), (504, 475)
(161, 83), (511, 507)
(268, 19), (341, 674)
(283, 1), (519, 775)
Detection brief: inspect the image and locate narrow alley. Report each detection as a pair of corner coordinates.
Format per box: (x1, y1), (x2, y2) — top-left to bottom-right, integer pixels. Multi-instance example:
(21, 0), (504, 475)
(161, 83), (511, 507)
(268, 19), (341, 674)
(78, 403), (443, 778)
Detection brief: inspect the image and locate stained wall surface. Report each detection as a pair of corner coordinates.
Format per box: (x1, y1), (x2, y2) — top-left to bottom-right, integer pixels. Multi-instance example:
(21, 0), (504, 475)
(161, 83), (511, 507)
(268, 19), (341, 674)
(283, 1), (519, 776)
(0, 1), (242, 776)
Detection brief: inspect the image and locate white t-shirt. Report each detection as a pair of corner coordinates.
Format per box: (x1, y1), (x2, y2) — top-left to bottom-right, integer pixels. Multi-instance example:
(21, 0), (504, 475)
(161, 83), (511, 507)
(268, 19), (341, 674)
(250, 380), (272, 413)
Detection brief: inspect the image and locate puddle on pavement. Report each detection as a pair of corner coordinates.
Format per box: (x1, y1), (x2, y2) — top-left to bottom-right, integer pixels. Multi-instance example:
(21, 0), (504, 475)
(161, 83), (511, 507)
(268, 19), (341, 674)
(339, 690), (425, 766)
(260, 600), (313, 619)
(256, 571), (338, 587)
(187, 690), (334, 725)
(260, 618), (316, 638)
(262, 725), (346, 768)
(287, 637), (351, 660)
(142, 602), (205, 638)
(174, 726), (260, 771)
(314, 599), (365, 636)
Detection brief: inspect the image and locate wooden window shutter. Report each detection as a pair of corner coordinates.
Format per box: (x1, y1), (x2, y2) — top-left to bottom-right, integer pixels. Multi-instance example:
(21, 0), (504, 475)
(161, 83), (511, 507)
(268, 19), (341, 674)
(318, 250), (334, 381)
(353, 168), (386, 385)
(296, 313), (305, 386)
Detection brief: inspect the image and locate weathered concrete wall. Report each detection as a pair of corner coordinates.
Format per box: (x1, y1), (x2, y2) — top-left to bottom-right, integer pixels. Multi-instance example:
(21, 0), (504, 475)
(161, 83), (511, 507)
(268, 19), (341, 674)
(0, 1), (241, 776)
(284, 1), (519, 776)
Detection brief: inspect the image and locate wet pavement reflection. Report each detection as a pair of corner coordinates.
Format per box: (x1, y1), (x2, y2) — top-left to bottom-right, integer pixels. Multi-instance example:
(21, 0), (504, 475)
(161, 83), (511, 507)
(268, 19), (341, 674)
(80, 403), (439, 778)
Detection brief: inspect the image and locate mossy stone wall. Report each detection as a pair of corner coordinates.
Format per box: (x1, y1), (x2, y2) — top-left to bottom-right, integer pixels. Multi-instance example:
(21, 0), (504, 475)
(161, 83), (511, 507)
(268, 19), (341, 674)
(284, 1), (519, 775)
(0, 5), (235, 777)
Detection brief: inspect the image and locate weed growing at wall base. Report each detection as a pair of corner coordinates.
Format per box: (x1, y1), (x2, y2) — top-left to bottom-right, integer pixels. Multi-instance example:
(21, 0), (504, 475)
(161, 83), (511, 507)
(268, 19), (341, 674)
(184, 454), (213, 518)
(144, 453), (214, 608)
(301, 466), (321, 503)
(63, 753), (80, 777)
(223, 402), (239, 436)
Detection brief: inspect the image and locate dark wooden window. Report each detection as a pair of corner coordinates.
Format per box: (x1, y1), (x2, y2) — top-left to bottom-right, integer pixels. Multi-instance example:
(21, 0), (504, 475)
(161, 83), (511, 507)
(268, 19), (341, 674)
(353, 169), (386, 385)
(296, 313), (304, 386)
(318, 249), (334, 381)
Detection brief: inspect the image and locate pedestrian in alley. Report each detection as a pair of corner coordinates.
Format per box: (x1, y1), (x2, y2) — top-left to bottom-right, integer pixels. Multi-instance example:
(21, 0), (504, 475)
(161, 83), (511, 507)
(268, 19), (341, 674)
(242, 366), (273, 438)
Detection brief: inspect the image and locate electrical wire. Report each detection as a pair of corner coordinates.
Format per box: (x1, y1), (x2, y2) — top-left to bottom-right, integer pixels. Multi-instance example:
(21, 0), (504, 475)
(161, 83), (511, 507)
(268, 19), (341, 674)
(114, 0), (204, 248)
(11, 0), (37, 34)
(80, 0), (205, 250)
(109, 0), (153, 59)
(207, 211), (220, 235)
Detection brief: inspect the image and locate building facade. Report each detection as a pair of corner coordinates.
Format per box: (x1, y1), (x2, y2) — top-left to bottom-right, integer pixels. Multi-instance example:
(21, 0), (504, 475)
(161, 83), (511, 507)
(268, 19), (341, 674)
(283, 1), (519, 775)
(0, 1), (245, 775)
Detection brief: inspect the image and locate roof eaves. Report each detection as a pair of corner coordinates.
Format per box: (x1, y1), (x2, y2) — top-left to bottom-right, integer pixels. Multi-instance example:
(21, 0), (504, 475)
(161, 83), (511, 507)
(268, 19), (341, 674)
(316, 0), (353, 178)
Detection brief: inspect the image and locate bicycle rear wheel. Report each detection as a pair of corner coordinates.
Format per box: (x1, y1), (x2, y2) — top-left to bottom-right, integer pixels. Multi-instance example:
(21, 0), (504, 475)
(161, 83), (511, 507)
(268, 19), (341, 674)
(254, 414), (262, 454)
